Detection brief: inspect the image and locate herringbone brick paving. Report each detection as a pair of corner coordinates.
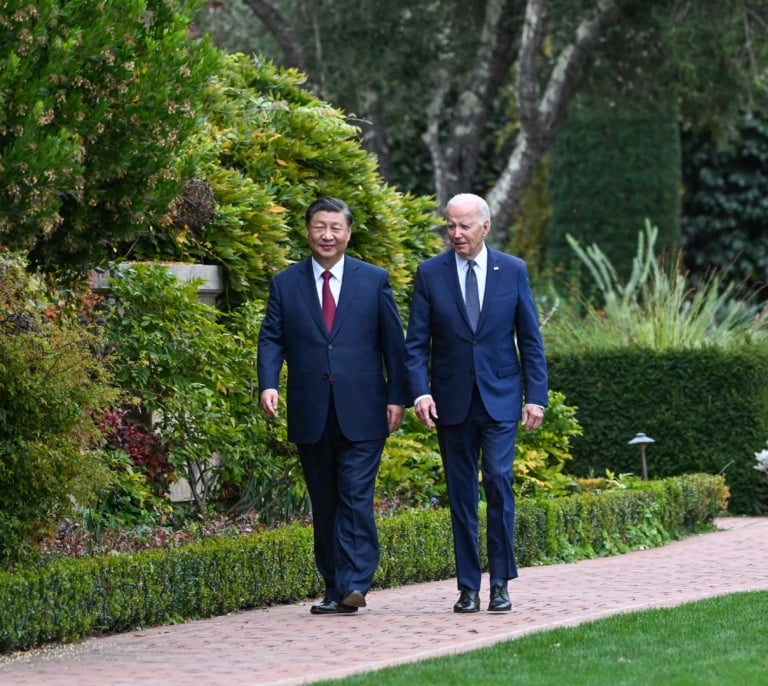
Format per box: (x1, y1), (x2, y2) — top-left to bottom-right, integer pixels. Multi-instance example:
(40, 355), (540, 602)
(1, 517), (766, 685)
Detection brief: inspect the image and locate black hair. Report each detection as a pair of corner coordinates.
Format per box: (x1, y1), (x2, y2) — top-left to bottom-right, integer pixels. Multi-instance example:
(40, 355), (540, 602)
(304, 197), (353, 227)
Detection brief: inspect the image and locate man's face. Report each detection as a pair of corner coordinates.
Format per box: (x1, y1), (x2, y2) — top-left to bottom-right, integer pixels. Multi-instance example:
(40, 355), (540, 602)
(305, 210), (352, 268)
(445, 201), (489, 260)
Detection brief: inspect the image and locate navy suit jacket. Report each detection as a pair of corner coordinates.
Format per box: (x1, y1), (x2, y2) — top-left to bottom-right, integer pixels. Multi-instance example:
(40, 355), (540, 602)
(405, 247), (548, 425)
(257, 255), (409, 444)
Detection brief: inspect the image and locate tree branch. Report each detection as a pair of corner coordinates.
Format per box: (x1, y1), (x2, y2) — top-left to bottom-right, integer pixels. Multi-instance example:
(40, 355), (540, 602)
(240, 0), (309, 74)
(487, 0), (628, 243)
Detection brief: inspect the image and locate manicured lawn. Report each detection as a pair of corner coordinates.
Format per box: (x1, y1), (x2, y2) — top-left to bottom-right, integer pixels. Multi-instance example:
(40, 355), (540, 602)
(315, 591), (768, 685)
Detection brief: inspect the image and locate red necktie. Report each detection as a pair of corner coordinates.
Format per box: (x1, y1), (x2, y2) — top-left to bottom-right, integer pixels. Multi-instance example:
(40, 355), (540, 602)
(321, 270), (336, 333)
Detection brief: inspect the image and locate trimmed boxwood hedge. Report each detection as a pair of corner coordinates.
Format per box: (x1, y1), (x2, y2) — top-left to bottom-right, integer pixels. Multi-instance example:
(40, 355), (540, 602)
(0, 473), (727, 653)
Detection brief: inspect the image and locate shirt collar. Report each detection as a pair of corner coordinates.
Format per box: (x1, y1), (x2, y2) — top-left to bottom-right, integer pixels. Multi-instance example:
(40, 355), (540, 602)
(312, 256), (345, 280)
(455, 244), (488, 272)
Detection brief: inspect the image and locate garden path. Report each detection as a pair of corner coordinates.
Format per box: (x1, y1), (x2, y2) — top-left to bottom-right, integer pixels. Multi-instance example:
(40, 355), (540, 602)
(1, 516), (766, 685)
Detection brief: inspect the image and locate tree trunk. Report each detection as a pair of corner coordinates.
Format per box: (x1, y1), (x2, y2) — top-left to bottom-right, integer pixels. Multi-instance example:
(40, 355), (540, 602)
(423, 0), (522, 211)
(487, 0), (628, 244)
(240, 0), (310, 74)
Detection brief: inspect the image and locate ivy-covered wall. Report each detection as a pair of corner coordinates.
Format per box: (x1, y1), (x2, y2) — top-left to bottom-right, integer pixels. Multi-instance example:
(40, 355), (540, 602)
(682, 111), (768, 301)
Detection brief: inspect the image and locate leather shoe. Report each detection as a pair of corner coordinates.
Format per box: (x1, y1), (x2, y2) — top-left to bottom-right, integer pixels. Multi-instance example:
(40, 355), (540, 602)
(310, 598), (358, 615)
(453, 589), (480, 613)
(341, 590), (367, 608)
(488, 585), (511, 612)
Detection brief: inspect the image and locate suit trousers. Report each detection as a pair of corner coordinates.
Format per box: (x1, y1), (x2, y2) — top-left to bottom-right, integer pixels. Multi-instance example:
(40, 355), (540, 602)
(437, 384), (519, 591)
(296, 389), (385, 601)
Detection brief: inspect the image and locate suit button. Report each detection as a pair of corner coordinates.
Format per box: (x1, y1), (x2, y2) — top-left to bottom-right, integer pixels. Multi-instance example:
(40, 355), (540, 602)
(327, 344), (334, 350)
(322, 373), (330, 380)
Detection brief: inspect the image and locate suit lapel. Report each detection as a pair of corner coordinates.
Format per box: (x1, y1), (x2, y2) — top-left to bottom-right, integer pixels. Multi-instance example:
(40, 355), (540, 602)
(333, 256), (358, 335)
(484, 248), (502, 306)
(440, 250), (474, 330)
(297, 258), (328, 335)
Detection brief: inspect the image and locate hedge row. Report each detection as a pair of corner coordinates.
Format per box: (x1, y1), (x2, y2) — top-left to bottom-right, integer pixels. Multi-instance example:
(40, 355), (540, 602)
(0, 473), (727, 653)
(548, 347), (768, 515)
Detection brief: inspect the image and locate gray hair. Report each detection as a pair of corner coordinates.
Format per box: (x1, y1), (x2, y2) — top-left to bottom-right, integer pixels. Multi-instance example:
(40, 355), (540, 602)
(446, 193), (491, 222)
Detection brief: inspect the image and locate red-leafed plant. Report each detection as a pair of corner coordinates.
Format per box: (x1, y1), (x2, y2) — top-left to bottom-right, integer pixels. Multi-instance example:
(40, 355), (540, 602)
(95, 408), (175, 496)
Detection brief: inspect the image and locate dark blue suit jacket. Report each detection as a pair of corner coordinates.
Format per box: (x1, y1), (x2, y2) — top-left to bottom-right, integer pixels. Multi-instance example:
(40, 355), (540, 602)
(405, 247), (548, 425)
(258, 256), (409, 444)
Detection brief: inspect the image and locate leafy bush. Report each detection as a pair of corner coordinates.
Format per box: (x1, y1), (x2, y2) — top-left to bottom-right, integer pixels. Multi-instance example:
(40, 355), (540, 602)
(379, 390), (582, 506)
(100, 264), (302, 518)
(0, 0), (224, 273)
(514, 390), (583, 496)
(0, 253), (118, 566)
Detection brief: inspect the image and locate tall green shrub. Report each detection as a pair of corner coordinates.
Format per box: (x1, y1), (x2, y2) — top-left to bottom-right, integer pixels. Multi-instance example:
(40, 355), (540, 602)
(0, 0), (223, 272)
(548, 99), (681, 284)
(0, 254), (118, 566)
(682, 111), (768, 299)
(102, 264), (300, 517)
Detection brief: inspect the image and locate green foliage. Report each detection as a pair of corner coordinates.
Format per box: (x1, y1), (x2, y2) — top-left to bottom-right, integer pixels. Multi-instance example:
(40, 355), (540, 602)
(378, 412), (446, 509)
(541, 224), (768, 513)
(682, 111), (768, 299)
(545, 223), (768, 354)
(0, 0), (224, 273)
(548, 101), (682, 284)
(127, 54), (443, 312)
(379, 391), (582, 506)
(547, 346), (768, 515)
(0, 253), (118, 566)
(80, 448), (169, 531)
(514, 391), (582, 497)
(101, 264), (299, 516)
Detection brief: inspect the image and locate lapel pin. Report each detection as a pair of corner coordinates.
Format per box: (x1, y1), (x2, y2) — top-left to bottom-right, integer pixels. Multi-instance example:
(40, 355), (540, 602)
(493, 266), (499, 271)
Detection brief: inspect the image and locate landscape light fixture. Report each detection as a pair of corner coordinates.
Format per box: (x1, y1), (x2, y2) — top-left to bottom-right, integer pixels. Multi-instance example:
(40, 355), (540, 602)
(628, 432), (655, 481)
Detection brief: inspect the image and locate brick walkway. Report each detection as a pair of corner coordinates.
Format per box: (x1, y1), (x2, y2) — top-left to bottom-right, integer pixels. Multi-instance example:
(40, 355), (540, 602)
(1, 517), (766, 685)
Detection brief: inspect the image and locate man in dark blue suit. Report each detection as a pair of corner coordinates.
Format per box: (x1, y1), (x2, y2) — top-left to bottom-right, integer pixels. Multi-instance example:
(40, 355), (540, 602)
(405, 193), (548, 613)
(257, 197), (409, 615)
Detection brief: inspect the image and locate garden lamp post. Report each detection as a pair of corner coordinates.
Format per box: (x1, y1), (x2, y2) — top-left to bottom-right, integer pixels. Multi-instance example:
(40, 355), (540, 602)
(628, 432), (655, 480)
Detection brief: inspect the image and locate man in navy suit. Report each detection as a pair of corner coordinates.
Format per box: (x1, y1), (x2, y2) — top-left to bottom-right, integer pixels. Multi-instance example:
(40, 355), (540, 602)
(405, 193), (548, 613)
(257, 197), (409, 615)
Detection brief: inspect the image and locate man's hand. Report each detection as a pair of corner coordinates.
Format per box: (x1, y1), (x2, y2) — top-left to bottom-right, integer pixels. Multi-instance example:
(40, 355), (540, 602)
(387, 404), (405, 433)
(521, 403), (544, 432)
(260, 389), (280, 418)
(415, 396), (438, 429)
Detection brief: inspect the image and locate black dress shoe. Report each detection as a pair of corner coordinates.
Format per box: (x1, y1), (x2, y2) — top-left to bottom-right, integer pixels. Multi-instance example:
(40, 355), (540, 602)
(310, 598), (358, 615)
(453, 589), (480, 613)
(341, 590), (367, 608)
(488, 585), (511, 612)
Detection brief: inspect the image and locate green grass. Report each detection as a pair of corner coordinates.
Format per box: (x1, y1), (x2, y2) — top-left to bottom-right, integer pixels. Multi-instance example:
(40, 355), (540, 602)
(316, 591), (768, 685)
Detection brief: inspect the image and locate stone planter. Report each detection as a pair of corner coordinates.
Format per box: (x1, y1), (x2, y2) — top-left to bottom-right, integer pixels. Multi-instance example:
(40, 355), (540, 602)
(89, 262), (225, 307)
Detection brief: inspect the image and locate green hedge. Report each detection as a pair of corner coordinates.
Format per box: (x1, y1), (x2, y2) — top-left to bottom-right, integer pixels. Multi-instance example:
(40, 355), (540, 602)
(548, 347), (768, 514)
(548, 100), (681, 284)
(0, 474), (727, 652)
